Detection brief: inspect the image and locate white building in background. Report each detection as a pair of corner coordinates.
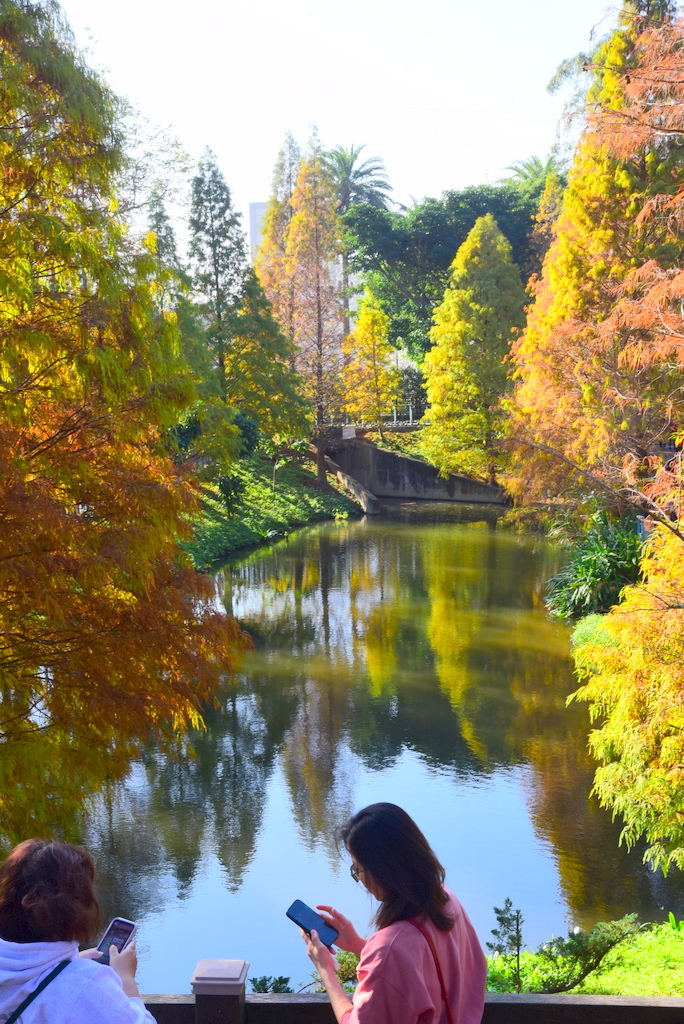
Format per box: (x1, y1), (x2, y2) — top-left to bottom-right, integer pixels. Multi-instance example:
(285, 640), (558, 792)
(249, 202), (268, 263)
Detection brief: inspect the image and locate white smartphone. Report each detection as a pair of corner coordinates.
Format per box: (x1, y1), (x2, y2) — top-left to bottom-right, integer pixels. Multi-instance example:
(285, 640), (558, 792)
(96, 917), (137, 966)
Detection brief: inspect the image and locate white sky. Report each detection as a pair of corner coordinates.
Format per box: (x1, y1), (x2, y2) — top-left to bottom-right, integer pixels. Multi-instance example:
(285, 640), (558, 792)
(58, 0), (619, 235)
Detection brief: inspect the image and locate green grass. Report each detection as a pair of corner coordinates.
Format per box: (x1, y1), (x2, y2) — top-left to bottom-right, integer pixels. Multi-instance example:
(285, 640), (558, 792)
(574, 923), (684, 996)
(362, 428), (427, 461)
(186, 455), (359, 568)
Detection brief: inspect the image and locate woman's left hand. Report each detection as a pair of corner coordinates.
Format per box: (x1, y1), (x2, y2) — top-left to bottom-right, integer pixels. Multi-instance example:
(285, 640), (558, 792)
(301, 928), (337, 979)
(301, 929), (353, 1024)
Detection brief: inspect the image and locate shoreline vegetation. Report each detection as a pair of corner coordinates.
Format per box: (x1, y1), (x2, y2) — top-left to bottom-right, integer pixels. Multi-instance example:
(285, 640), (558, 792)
(186, 454), (360, 568)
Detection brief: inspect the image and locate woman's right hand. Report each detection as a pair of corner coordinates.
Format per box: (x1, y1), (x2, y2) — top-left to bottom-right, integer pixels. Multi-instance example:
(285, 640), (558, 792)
(316, 905), (365, 956)
(109, 940), (142, 999)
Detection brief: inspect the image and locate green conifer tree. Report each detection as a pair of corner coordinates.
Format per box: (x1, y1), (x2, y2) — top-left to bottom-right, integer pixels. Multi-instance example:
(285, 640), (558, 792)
(421, 214), (526, 484)
(189, 148), (247, 398)
(223, 269), (311, 441)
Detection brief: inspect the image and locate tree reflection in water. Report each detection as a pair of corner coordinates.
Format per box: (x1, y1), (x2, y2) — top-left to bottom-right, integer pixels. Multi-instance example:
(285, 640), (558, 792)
(4, 505), (684, 941)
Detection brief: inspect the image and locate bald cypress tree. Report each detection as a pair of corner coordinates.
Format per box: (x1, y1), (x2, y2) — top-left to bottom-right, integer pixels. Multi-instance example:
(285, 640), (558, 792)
(256, 132), (301, 357)
(507, 0), (683, 501)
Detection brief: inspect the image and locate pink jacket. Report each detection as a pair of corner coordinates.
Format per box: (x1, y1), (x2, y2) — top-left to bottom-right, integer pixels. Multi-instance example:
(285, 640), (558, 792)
(341, 890), (486, 1024)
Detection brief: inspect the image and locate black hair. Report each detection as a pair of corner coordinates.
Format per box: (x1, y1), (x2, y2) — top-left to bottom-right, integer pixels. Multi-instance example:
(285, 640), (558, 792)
(337, 803), (453, 931)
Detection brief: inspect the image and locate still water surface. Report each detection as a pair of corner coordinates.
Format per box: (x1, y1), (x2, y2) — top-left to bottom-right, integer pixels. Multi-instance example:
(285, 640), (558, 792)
(82, 503), (684, 993)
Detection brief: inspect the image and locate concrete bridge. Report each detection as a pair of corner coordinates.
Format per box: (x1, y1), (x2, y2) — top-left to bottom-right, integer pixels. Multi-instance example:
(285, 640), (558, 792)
(327, 440), (506, 506)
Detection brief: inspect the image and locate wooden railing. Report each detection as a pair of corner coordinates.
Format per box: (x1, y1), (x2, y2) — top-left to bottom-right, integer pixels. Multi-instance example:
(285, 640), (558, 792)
(142, 961), (684, 1024)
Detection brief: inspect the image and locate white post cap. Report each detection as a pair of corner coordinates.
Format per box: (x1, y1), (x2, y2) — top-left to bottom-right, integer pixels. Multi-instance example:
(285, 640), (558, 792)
(191, 959), (250, 996)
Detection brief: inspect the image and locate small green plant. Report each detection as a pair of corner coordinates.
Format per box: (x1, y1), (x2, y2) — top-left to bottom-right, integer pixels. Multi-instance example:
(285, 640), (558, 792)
(487, 898), (524, 992)
(334, 950), (360, 987)
(300, 950), (360, 994)
(668, 911), (683, 932)
(545, 511), (642, 618)
(249, 975), (293, 993)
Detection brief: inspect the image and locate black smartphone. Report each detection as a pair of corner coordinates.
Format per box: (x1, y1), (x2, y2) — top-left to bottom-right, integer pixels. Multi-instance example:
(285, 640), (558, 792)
(95, 917), (137, 966)
(286, 899), (339, 948)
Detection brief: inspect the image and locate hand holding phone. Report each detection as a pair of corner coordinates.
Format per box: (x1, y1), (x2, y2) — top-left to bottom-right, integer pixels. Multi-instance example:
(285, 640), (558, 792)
(95, 918), (137, 966)
(286, 900), (339, 948)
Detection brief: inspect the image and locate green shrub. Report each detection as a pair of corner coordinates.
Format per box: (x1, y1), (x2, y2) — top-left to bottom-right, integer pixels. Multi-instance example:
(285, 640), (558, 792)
(250, 976), (293, 993)
(545, 512), (642, 618)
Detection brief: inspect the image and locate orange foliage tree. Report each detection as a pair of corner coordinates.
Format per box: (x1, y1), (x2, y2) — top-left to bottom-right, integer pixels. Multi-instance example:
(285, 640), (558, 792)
(256, 131), (301, 356)
(506, 2), (684, 511)
(0, 0), (245, 807)
(551, 6), (684, 871)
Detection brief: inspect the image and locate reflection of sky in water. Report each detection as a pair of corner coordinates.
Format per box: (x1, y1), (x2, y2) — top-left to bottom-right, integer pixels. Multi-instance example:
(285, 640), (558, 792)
(131, 752), (560, 995)
(81, 512), (684, 994)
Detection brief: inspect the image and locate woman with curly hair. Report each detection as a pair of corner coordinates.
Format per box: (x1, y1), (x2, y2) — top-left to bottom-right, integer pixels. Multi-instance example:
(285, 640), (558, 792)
(0, 839), (154, 1024)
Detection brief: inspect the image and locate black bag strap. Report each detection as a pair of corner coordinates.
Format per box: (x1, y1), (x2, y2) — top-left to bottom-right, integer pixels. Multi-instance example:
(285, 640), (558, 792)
(5, 959), (70, 1024)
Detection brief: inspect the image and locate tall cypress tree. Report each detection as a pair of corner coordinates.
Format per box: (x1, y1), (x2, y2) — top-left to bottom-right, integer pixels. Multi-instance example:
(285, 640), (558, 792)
(422, 214), (526, 484)
(256, 132), (301, 357)
(285, 132), (343, 478)
(0, 0), (244, 792)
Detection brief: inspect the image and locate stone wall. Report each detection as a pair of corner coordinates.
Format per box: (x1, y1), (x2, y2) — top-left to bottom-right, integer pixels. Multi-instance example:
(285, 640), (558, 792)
(330, 442), (506, 505)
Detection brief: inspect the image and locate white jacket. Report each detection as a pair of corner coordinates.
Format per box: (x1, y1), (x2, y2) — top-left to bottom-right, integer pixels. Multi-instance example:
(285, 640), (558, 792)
(0, 938), (156, 1024)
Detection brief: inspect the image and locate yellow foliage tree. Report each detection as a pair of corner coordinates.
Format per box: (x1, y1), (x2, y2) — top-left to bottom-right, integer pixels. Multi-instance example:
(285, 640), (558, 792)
(342, 292), (400, 434)
(422, 214), (526, 484)
(571, 527), (684, 871)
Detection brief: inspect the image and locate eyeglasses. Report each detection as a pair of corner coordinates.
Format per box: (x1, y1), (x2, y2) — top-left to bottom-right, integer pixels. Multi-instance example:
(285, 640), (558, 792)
(350, 863), (362, 883)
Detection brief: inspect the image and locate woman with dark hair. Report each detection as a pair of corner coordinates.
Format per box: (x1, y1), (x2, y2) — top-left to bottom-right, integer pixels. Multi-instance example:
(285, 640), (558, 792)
(301, 803), (486, 1024)
(0, 839), (155, 1024)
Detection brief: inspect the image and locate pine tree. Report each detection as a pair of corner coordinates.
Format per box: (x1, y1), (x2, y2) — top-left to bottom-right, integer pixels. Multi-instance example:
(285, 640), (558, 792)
(342, 292), (400, 435)
(148, 185), (186, 314)
(189, 148), (247, 398)
(421, 215), (526, 484)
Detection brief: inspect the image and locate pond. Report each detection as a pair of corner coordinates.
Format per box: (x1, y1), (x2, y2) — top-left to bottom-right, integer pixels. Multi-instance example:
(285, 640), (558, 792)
(79, 503), (684, 994)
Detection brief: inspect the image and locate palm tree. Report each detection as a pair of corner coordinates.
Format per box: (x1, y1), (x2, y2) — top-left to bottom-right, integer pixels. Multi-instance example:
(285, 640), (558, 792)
(324, 144), (392, 214)
(504, 154), (566, 191)
(324, 145), (392, 334)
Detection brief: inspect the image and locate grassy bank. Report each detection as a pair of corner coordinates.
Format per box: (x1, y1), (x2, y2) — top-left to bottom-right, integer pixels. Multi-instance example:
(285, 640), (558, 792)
(572, 923), (684, 997)
(186, 455), (360, 568)
(486, 921), (684, 997)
